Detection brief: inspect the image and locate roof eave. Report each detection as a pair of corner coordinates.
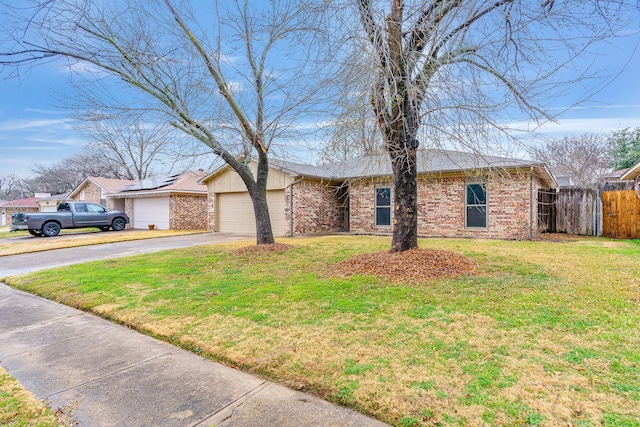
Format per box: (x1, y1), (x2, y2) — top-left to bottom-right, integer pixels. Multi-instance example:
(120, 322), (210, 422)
(620, 160), (640, 181)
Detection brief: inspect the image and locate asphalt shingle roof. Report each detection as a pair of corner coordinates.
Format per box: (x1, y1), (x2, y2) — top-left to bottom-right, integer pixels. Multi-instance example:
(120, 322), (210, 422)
(271, 149), (543, 180)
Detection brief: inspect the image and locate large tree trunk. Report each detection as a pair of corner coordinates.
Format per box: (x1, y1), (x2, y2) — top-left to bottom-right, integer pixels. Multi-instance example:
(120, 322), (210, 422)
(230, 151), (275, 245)
(251, 151), (275, 245)
(390, 149), (418, 252)
(249, 187), (275, 245)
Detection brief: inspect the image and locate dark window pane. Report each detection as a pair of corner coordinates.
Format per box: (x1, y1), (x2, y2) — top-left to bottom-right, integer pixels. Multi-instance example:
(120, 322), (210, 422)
(376, 207), (391, 226)
(466, 206), (486, 228)
(376, 188), (391, 207)
(466, 183), (486, 205)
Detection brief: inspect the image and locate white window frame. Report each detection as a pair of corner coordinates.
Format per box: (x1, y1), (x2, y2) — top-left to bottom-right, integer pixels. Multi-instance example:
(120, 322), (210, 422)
(375, 186), (392, 227)
(465, 181), (488, 229)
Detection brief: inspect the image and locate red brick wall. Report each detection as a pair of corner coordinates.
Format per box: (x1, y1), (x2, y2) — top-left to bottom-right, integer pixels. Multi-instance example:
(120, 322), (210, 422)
(285, 181), (346, 234)
(350, 172), (541, 239)
(169, 194), (208, 230)
(349, 178), (393, 234)
(3, 206), (39, 215)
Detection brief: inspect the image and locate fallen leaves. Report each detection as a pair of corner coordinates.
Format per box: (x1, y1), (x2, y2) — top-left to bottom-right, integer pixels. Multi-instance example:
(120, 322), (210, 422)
(334, 247), (478, 284)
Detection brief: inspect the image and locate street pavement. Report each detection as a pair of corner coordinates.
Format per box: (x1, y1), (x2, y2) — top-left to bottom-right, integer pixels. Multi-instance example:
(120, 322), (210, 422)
(0, 233), (388, 427)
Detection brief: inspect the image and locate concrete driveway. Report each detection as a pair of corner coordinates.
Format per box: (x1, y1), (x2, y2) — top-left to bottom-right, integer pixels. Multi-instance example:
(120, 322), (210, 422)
(0, 232), (253, 277)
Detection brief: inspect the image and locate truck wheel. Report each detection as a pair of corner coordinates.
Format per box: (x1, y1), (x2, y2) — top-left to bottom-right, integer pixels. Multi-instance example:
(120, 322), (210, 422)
(42, 222), (61, 237)
(111, 218), (126, 231)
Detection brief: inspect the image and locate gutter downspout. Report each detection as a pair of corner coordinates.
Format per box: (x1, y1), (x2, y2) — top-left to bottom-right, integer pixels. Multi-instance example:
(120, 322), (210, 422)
(529, 166), (534, 239)
(288, 176), (304, 237)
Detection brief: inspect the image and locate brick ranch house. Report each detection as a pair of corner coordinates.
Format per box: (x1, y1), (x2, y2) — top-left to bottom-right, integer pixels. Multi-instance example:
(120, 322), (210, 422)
(69, 176), (136, 208)
(1, 193), (67, 226)
(199, 149), (558, 239)
(106, 171), (208, 230)
(1, 197), (41, 227)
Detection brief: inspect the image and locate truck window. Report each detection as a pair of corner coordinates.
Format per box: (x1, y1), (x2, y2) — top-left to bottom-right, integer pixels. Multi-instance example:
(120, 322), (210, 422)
(87, 203), (106, 213)
(75, 203), (88, 212)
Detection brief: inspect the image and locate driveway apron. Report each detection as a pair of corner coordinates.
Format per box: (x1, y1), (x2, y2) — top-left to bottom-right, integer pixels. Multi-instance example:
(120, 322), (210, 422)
(0, 233), (388, 426)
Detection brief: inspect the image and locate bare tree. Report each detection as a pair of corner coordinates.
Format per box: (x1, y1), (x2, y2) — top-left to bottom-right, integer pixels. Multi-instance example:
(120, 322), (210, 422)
(78, 112), (180, 180)
(23, 151), (116, 195)
(1, 0), (334, 244)
(530, 134), (610, 188)
(351, 0), (636, 252)
(0, 173), (23, 200)
(322, 45), (384, 163)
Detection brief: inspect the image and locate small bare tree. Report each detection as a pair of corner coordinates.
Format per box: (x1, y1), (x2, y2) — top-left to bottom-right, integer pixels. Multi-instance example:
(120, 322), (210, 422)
(78, 112), (180, 180)
(351, 0), (636, 252)
(0, 173), (22, 200)
(23, 151), (116, 195)
(1, 0), (334, 244)
(530, 134), (611, 188)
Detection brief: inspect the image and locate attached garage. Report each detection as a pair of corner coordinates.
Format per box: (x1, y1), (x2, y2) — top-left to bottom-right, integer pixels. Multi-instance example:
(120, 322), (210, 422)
(217, 190), (286, 235)
(132, 197), (170, 229)
(107, 171), (208, 230)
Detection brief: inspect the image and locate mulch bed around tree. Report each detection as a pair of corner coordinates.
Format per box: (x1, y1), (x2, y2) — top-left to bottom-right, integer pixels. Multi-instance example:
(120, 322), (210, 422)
(334, 248), (478, 284)
(233, 243), (478, 284)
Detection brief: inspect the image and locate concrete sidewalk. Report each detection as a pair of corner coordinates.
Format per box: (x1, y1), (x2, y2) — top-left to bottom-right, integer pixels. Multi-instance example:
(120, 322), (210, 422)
(0, 283), (388, 426)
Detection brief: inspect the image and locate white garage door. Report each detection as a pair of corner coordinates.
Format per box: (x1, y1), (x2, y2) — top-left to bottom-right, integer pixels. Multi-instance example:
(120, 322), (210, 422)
(132, 197), (170, 230)
(217, 191), (286, 235)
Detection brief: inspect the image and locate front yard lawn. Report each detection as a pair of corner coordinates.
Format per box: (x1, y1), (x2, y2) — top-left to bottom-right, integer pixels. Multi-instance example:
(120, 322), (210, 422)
(5, 236), (640, 426)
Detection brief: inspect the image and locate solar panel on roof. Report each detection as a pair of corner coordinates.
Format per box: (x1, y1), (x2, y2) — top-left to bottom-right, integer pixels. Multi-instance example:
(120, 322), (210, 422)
(120, 174), (180, 192)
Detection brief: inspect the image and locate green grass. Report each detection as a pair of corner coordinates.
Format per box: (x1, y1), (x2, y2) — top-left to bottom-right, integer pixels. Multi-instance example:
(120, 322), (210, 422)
(0, 366), (69, 426)
(5, 235), (640, 426)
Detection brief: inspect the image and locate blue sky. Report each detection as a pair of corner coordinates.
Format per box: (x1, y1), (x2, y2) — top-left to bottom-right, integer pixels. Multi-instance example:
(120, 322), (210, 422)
(1, 18), (640, 179)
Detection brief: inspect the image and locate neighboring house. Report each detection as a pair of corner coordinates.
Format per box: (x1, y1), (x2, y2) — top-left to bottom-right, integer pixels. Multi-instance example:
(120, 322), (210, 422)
(36, 193), (70, 212)
(107, 171), (208, 230)
(0, 196), (43, 227)
(69, 177), (136, 209)
(200, 149), (557, 239)
(620, 159), (640, 192)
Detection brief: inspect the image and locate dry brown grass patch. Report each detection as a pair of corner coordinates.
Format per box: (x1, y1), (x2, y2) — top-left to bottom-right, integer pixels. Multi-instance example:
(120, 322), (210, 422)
(334, 247), (478, 283)
(232, 242), (295, 256)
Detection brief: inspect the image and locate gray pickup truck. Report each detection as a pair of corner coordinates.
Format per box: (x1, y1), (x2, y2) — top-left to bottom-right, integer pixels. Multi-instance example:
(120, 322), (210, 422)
(11, 201), (130, 237)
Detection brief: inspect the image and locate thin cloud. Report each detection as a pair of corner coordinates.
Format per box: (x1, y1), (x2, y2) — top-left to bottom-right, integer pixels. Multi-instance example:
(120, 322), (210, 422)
(507, 117), (640, 136)
(0, 119), (69, 132)
(8, 146), (64, 151)
(549, 104), (640, 111)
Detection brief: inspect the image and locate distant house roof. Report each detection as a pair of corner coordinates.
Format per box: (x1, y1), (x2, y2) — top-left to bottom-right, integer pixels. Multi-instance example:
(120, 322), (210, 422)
(0, 197), (41, 208)
(109, 171), (207, 198)
(620, 160), (640, 181)
(69, 177), (137, 199)
(200, 149), (557, 188)
(37, 193), (70, 202)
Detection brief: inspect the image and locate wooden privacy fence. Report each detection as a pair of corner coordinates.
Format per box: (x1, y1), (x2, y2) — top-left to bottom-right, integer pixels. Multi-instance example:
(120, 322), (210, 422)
(538, 188), (599, 236)
(539, 187), (640, 239)
(602, 190), (640, 239)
